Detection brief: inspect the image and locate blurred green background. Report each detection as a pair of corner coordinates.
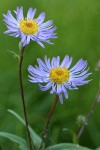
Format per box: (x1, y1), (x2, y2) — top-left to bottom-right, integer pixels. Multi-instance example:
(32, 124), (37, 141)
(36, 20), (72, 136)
(0, 0), (100, 149)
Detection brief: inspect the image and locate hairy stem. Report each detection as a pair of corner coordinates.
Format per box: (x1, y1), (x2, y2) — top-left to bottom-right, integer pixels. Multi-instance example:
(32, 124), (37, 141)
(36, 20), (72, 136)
(77, 89), (100, 139)
(39, 95), (59, 150)
(19, 46), (34, 150)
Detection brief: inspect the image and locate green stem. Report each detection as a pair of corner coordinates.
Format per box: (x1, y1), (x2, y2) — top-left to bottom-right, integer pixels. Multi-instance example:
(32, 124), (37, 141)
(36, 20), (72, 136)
(78, 69), (100, 139)
(19, 46), (34, 150)
(39, 95), (59, 150)
(77, 89), (100, 139)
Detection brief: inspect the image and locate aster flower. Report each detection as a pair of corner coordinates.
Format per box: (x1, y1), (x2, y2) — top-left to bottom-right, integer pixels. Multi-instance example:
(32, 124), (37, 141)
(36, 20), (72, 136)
(3, 7), (57, 47)
(28, 55), (92, 104)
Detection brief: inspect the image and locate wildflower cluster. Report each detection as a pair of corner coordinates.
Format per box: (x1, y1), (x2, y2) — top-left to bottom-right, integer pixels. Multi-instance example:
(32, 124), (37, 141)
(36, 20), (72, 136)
(3, 6), (91, 104)
(3, 5), (92, 150)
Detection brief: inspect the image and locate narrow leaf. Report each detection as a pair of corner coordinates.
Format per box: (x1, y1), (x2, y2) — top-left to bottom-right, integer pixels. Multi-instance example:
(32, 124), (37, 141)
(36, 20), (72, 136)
(0, 132), (27, 150)
(95, 148), (100, 150)
(45, 143), (92, 150)
(8, 109), (42, 147)
(7, 50), (19, 59)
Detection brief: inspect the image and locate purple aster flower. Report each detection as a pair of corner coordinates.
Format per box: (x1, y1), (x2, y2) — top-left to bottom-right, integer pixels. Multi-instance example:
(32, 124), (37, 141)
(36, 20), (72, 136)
(3, 7), (57, 47)
(28, 55), (92, 104)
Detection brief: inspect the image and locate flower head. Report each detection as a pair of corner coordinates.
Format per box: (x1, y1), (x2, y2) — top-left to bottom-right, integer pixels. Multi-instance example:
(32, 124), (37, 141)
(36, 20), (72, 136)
(3, 7), (57, 47)
(28, 55), (92, 104)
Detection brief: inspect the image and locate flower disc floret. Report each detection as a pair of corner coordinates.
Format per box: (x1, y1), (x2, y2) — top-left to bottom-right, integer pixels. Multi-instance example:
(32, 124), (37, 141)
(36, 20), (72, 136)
(19, 19), (39, 35)
(28, 55), (92, 104)
(50, 67), (70, 84)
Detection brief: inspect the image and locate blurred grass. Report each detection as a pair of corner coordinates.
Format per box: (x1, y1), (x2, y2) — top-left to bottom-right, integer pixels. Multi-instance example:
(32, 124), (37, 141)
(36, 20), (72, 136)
(0, 0), (100, 149)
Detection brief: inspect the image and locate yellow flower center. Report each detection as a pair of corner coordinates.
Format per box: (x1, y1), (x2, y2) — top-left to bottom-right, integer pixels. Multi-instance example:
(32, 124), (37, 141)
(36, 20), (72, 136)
(19, 19), (39, 35)
(49, 67), (70, 84)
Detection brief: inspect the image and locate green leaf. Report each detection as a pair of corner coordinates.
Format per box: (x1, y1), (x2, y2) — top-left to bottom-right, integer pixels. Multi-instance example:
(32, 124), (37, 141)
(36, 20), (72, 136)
(8, 109), (42, 148)
(45, 143), (92, 150)
(62, 128), (78, 144)
(0, 132), (27, 150)
(7, 50), (19, 59)
(19, 145), (28, 150)
(95, 148), (100, 150)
